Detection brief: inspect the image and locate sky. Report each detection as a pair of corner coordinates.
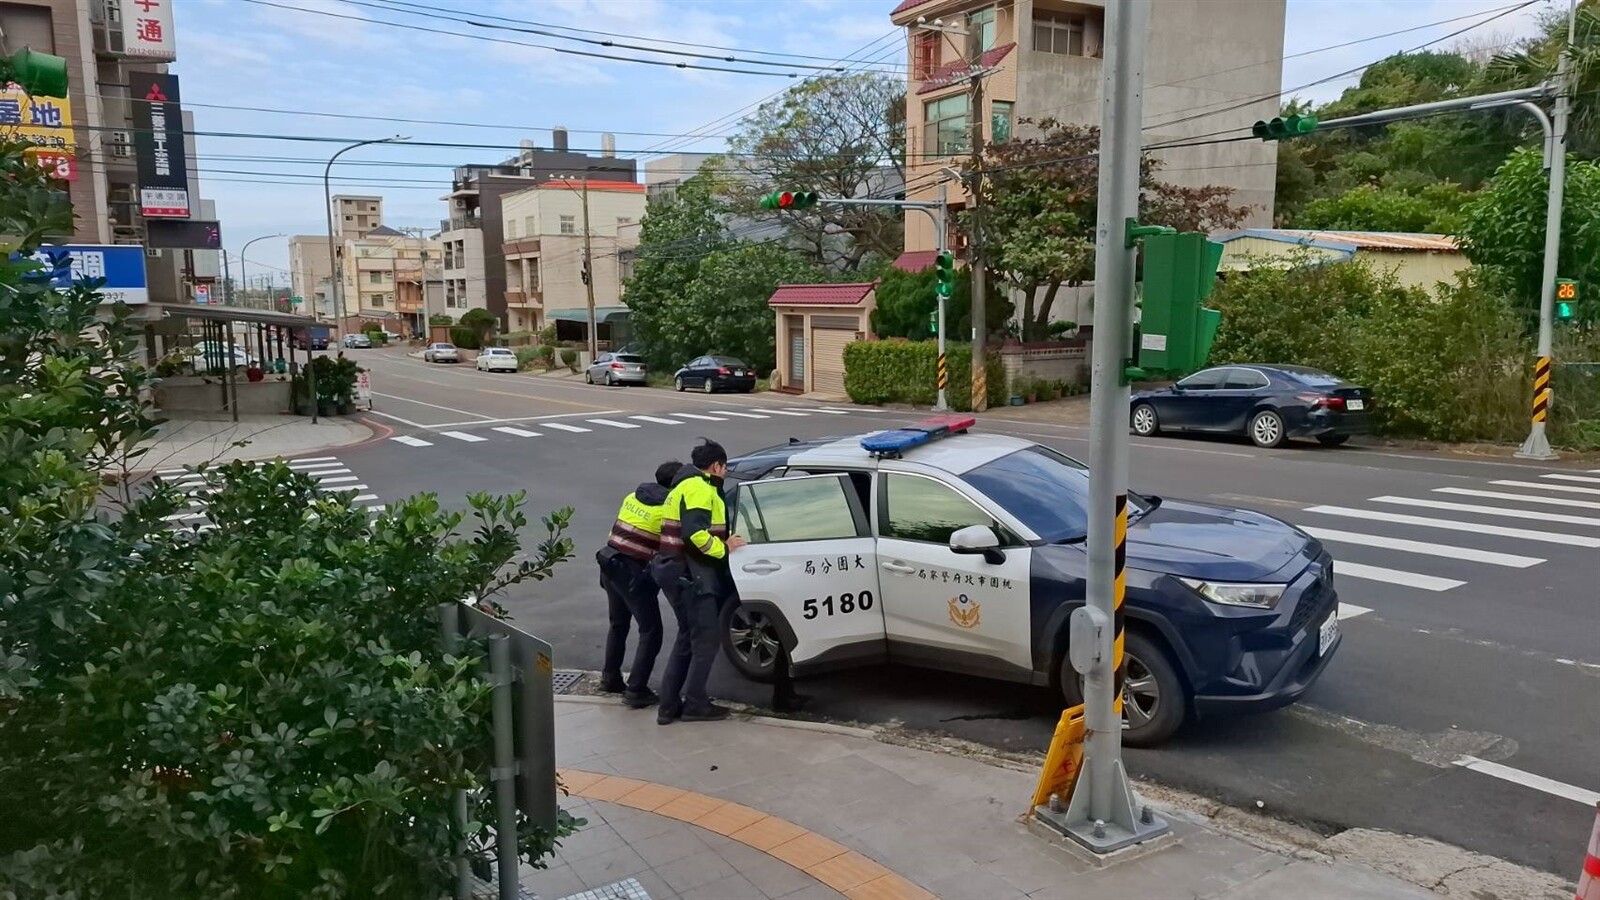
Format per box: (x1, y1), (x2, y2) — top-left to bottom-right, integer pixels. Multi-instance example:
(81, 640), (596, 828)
(165, 0), (1556, 279)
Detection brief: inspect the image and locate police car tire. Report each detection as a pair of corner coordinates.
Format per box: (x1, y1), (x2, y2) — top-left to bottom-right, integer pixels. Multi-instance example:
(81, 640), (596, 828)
(1060, 630), (1186, 747)
(719, 599), (780, 684)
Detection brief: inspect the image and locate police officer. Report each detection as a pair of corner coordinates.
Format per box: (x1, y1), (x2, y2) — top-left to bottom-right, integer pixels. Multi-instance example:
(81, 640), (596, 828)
(596, 460), (680, 709)
(653, 440), (744, 724)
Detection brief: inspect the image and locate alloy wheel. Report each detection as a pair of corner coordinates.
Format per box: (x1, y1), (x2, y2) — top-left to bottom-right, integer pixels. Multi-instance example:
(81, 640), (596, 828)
(728, 608), (780, 672)
(1120, 652), (1161, 730)
(1132, 405), (1156, 435)
(1251, 412), (1283, 447)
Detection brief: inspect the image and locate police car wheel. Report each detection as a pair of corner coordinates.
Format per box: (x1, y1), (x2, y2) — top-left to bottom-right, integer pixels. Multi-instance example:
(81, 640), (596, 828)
(1062, 631), (1185, 747)
(720, 600), (780, 683)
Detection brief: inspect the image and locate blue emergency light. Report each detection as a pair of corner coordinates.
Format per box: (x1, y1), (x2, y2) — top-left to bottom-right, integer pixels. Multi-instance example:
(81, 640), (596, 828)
(861, 414), (976, 458)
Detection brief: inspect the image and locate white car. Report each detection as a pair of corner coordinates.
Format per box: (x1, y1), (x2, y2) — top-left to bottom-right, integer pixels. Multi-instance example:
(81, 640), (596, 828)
(423, 343), (460, 363)
(476, 347), (519, 372)
(189, 342), (257, 373)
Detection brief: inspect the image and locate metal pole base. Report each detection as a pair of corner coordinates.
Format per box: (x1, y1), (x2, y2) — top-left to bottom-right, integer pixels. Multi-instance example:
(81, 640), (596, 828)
(1515, 424), (1558, 461)
(1038, 757), (1169, 854)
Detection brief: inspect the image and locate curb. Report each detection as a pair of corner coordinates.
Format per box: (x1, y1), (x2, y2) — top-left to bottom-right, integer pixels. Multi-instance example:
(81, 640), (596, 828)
(121, 416), (379, 476)
(552, 695), (880, 740)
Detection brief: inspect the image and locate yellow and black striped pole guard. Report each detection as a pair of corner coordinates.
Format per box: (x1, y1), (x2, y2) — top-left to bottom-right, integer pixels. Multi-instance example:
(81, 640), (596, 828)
(1112, 493), (1128, 714)
(937, 352), (948, 391)
(1532, 355), (1552, 424)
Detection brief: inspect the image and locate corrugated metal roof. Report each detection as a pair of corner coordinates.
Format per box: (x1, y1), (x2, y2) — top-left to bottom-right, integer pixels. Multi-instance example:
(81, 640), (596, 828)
(1216, 229), (1459, 253)
(768, 283), (876, 307)
(917, 43), (1017, 95)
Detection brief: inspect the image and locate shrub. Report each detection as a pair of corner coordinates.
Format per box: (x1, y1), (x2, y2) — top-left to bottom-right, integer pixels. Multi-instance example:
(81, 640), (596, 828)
(559, 348), (578, 372)
(450, 327), (482, 350)
(844, 340), (1006, 411)
(1047, 320), (1077, 337)
(536, 344), (556, 368)
(429, 313), (454, 327)
(514, 346), (541, 371)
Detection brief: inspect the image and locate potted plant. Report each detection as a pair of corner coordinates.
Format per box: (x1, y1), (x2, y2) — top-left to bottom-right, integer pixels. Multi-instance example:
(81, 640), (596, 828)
(290, 372), (312, 416)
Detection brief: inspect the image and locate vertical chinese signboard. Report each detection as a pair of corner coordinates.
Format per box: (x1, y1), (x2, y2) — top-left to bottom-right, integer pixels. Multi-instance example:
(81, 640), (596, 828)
(0, 88), (77, 181)
(131, 72), (189, 218)
(122, 0), (178, 61)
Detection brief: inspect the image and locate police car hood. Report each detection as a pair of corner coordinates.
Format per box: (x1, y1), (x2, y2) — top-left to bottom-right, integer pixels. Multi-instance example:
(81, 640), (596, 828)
(1123, 498), (1313, 582)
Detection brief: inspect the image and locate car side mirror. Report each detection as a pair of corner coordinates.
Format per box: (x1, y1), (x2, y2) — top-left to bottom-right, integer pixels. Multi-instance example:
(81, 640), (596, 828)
(949, 524), (1005, 565)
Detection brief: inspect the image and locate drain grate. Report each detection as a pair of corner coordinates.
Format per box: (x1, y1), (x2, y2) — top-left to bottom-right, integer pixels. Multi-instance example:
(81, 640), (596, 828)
(551, 669), (586, 695)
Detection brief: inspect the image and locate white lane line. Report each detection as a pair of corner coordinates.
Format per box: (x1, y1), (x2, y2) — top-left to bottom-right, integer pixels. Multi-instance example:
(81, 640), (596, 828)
(1544, 473), (1600, 484)
(286, 460), (345, 470)
(1435, 487), (1600, 511)
(671, 412), (727, 422)
(162, 511), (208, 522)
(420, 410), (624, 429)
(314, 475), (361, 485)
(629, 415), (684, 425)
(1337, 603), (1373, 620)
(544, 422), (591, 433)
(810, 408), (853, 414)
(719, 411), (769, 419)
(1453, 756), (1600, 806)
(765, 409), (810, 417)
(1336, 561), (1464, 592)
(350, 493), (378, 503)
(492, 426), (542, 437)
(285, 456), (339, 464)
(366, 505), (385, 513)
(372, 391), (496, 420)
(1303, 527), (1542, 568)
(319, 484), (369, 492)
(441, 431), (488, 443)
(1303, 506), (1600, 548)
(1491, 479), (1600, 497)
(587, 418), (640, 429)
(1370, 495), (1600, 528)
(391, 435), (433, 447)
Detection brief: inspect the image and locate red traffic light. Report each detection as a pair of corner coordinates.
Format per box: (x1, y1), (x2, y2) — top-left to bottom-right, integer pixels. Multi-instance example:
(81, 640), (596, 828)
(778, 192), (795, 208)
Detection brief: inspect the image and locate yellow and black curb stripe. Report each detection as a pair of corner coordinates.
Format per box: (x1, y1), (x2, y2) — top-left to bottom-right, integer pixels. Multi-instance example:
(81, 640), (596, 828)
(937, 352), (948, 390)
(1112, 493), (1128, 713)
(1533, 355), (1552, 424)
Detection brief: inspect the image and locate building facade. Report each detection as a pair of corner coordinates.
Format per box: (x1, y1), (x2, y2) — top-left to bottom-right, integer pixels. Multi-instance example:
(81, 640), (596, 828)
(498, 180), (646, 335)
(288, 234), (331, 314)
(891, 0), (1283, 258)
(336, 225), (439, 337)
(332, 194), (383, 238)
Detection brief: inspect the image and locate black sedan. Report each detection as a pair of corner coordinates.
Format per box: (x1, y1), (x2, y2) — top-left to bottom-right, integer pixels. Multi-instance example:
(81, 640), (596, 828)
(674, 355), (757, 393)
(1131, 364), (1370, 448)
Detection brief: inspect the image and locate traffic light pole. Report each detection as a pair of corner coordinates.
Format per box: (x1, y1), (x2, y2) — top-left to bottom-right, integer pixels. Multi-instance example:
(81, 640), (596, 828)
(935, 182), (949, 411)
(1038, 0), (1169, 854)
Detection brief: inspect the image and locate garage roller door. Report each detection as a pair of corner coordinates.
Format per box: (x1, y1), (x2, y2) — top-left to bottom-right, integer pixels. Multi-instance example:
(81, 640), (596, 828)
(811, 328), (857, 395)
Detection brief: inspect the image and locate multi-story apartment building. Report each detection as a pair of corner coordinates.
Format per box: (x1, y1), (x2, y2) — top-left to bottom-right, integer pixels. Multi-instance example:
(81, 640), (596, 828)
(438, 128), (635, 328)
(332, 195), (383, 238)
(336, 226), (439, 337)
(643, 152), (717, 201)
(499, 180), (646, 336)
(891, 0), (1282, 261)
(288, 234), (332, 315)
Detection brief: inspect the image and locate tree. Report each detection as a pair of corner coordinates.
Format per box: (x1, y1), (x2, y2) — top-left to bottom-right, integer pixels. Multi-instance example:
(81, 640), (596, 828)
(1295, 182), (1476, 233)
(458, 307), (496, 341)
(1457, 146), (1600, 325)
(868, 263), (1009, 341)
(973, 119), (1250, 340)
(1483, 3), (1600, 157)
(675, 244), (820, 373)
(723, 72), (905, 272)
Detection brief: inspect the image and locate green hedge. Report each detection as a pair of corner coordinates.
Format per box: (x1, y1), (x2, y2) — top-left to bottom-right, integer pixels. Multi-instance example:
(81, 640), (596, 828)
(449, 327), (482, 350)
(844, 340), (1006, 411)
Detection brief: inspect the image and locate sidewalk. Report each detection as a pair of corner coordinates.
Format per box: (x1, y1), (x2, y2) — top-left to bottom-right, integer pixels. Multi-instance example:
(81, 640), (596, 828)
(132, 413), (373, 472)
(528, 699), (1437, 900)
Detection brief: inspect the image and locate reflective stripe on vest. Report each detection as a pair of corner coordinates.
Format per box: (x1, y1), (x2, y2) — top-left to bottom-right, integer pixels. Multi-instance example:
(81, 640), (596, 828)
(607, 491), (667, 562)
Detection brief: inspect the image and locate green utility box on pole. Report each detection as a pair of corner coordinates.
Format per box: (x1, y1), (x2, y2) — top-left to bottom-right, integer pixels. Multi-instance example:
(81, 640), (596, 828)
(1137, 231), (1223, 375)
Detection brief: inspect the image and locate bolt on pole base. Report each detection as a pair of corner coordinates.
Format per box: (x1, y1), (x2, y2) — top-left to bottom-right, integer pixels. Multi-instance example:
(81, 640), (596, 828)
(1034, 756), (1169, 853)
(1515, 425), (1559, 460)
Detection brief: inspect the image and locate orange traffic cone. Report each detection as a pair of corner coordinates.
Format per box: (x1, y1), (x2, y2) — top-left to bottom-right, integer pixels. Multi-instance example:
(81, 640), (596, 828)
(1578, 802), (1600, 900)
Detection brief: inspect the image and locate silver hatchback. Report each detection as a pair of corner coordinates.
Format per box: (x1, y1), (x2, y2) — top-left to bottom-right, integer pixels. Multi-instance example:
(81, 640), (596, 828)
(585, 352), (648, 386)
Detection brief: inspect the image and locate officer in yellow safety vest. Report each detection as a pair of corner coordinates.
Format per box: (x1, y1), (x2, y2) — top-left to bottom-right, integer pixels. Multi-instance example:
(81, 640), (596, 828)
(596, 460), (681, 709)
(652, 439), (745, 724)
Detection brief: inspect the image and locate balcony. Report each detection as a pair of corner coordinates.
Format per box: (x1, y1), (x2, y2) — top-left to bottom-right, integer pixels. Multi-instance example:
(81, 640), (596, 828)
(505, 290), (543, 309)
(440, 213), (481, 232)
(503, 238), (542, 257)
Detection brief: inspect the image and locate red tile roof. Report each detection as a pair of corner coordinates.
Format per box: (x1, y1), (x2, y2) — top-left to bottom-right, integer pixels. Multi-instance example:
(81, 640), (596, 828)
(917, 42), (1015, 95)
(767, 283), (876, 307)
(892, 250), (939, 273)
(540, 180), (645, 193)
(891, 0), (936, 15)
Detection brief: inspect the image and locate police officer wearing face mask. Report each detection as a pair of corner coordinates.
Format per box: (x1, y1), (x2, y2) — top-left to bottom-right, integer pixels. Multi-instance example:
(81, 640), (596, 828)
(595, 459), (681, 708)
(652, 439), (744, 724)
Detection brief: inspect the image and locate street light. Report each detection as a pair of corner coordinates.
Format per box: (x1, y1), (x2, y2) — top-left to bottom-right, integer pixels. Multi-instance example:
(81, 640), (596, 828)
(324, 135), (409, 337)
(239, 233), (284, 310)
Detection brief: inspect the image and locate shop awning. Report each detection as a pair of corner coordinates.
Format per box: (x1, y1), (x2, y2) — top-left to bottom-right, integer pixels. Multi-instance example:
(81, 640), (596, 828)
(549, 306), (629, 323)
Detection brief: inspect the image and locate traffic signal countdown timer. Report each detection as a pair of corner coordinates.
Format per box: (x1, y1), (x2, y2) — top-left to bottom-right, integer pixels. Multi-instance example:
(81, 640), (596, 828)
(1556, 278), (1578, 321)
(934, 250), (954, 299)
(758, 191), (820, 210)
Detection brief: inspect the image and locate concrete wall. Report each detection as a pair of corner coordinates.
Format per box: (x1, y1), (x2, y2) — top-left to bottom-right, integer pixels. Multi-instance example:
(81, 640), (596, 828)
(288, 235), (331, 308)
(997, 343), (1089, 391)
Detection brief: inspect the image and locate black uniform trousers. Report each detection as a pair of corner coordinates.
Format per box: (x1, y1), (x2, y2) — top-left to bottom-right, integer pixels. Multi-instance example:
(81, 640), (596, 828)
(657, 575), (721, 716)
(599, 554), (663, 693)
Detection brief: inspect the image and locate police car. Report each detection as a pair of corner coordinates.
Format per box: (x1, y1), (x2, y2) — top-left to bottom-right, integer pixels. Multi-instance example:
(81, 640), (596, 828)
(719, 416), (1342, 746)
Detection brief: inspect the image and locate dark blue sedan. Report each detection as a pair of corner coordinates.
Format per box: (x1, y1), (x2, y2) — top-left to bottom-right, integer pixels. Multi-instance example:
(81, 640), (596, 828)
(714, 423), (1343, 746)
(1131, 364), (1371, 448)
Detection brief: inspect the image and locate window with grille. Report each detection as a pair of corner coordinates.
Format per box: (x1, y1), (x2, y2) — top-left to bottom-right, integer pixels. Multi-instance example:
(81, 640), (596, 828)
(967, 7), (996, 54)
(991, 101), (1014, 143)
(1034, 14), (1087, 56)
(912, 31), (938, 81)
(923, 95), (971, 156)
(559, 215), (577, 235)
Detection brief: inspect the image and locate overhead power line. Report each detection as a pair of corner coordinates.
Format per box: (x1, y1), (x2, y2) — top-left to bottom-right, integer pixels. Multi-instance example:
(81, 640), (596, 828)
(175, 101), (735, 140)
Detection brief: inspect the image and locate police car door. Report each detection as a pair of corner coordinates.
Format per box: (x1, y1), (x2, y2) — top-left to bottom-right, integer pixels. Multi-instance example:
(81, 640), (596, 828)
(728, 474), (884, 670)
(874, 471), (1034, 678)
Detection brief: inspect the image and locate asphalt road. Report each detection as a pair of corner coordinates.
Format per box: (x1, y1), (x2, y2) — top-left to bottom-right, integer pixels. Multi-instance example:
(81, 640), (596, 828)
(318, 348), (1599, 875)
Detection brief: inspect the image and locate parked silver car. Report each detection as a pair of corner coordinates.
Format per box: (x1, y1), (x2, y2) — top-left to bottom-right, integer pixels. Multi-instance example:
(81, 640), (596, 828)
(585, 352), (648, 386)
(423, 342), (460, 363)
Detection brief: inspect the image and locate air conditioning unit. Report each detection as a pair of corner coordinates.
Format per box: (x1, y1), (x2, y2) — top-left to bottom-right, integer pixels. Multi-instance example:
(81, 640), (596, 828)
(110, 131), (132, 157)
(146, 248), (163, 258)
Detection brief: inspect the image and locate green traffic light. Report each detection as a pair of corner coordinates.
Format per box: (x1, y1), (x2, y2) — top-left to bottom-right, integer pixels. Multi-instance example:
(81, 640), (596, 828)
(934, 250), (954, 299)
(1251, 113), (1318, 142)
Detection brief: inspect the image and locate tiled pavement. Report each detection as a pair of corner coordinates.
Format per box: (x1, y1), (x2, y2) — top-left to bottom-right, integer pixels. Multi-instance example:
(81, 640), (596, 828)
(529, 698), (1438, 900)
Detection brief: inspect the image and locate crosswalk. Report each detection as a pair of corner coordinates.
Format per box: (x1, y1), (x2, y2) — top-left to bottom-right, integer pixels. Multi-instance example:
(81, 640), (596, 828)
(155, 455), (381, 530)
(1298, 468), (1600, 615)
(385, 406), (857, 449)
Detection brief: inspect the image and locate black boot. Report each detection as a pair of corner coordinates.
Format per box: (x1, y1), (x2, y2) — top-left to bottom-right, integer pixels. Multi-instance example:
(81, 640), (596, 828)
(598, 673), (626, 694)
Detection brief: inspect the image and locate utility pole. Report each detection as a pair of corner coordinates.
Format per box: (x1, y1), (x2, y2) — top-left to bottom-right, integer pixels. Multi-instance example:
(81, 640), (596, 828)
(1519, 0), (1576, 460)
(966, 69), (989, 412)
(935, 181), (950, 412)
(1049, 0), (1169, 854)
(579, 176), (598, 360)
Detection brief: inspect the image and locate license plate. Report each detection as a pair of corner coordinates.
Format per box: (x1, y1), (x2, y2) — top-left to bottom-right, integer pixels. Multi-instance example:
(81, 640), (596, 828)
(1318, 612), (1339, 656)
(1346, 399), (1365, 411)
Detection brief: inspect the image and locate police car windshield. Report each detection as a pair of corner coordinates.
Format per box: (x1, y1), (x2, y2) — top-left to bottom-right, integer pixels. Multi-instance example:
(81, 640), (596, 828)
(960, 446), (1143, 543)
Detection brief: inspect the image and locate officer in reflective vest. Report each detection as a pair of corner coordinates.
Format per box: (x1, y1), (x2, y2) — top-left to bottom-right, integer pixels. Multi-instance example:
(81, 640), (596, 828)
(596, 460), (680, 708)
(652, 439), (745, 724)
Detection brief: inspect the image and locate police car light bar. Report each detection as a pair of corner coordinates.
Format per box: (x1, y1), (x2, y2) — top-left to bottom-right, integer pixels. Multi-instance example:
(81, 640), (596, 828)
(860, 414), (977, 458)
